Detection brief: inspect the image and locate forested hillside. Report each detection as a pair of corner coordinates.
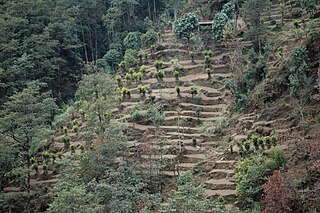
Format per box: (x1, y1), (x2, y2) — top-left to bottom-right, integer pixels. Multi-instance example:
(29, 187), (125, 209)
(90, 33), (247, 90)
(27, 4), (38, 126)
(0, 0), (319, 212)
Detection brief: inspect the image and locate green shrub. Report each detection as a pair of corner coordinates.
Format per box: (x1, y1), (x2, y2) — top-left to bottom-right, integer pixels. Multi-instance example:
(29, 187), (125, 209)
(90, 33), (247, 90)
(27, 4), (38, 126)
(267, 146), (287, 168)
(128, 68), (135, 74)
(119, 61), (126, 71)
(236, 154), (274, 208)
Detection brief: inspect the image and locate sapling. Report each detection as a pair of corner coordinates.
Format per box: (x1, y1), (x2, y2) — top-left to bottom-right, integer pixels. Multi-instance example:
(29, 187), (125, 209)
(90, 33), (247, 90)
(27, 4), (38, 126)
(175, 86), (181, 97)
(115, 75), (122, 86)
(206, 68), (212, 79)
(173, 70), (179, 81)
(189, 51), (195, 63)
(192, 138), (197, 147)
(205, 55), (212, 68)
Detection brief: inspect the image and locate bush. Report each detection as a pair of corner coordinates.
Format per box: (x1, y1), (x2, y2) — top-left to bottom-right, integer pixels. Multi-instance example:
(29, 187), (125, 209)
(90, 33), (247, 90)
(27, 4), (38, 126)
(131, 108), (144, 121)
(236, 154), (274, 208)
(173, 70), (179, 80)
(267, 146), (287, 168)
(262, 170), (292, 213)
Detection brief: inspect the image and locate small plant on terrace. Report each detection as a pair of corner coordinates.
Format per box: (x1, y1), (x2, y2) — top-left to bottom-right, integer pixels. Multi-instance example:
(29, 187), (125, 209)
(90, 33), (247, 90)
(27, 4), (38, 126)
(137, 52), (143, 64)
(154, 60), (163, 71)
(203, 50), (213, 57)
(205, 55), (212, 68)
(128, 67), (135, 74)
(119, 61), (126, 71)
(251, 135), (260, 150)
(175, 86), (181, 97)
(125, 73), (132, 84)
(192, 138), (197, 147)
(140, 65), (147, 75)
(115, 75), (122, 87)
(206, 68), (212, 79)
(195, 107), (202, 122)
(153, 70), (164, 81)
(189, 86), (198, 99)
(121, 87), (131, 99)
(189, 51), (195, 63)
(173, 70), (180, 81)
(137, 84), (146, 96)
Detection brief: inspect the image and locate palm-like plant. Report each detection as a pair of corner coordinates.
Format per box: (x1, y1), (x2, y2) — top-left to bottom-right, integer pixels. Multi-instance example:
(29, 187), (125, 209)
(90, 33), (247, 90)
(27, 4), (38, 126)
(128, 68), (135, 74)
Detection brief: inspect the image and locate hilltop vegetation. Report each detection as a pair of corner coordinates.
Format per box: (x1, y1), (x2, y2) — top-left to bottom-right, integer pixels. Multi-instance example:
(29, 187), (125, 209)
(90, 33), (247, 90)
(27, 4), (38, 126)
(0, 0), (320, 212)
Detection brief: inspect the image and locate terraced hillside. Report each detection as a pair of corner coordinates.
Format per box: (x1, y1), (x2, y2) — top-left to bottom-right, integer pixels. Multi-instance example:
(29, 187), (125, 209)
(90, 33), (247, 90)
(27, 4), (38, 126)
(112, 28), (249, 203)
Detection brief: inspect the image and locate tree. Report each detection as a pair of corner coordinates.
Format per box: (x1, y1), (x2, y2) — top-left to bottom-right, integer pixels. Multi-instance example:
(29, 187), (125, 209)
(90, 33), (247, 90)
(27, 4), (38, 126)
(141, 29), (158, 47)
(160, 172), (226, 212)
(103, 49), (122, 72)
(301, 0), (317, 17)
(242, 0), (271, 54)
(174, 13), (199, 43)
(124, 31), (142, 50)
(124, 49), (138, 69)
(262, 170), (292, 213)
(287, 46), (309, 121)
(212, 3), (236, 43)
(0, 83), (58, 211)
(76, 72), (116, 139)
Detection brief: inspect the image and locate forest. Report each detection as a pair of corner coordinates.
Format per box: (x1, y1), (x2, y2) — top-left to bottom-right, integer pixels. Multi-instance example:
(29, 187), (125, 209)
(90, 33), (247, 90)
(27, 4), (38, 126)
(0, 0), (319, 212)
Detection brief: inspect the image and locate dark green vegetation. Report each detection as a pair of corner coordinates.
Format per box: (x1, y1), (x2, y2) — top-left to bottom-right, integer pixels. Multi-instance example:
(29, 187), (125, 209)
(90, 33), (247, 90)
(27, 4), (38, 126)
(1, 0), (320, 212)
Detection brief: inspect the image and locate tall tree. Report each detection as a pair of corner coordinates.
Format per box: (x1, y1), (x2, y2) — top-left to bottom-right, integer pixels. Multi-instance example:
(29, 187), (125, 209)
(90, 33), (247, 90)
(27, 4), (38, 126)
(0, 83), (58, 211)
(242, 0), (271, 54)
